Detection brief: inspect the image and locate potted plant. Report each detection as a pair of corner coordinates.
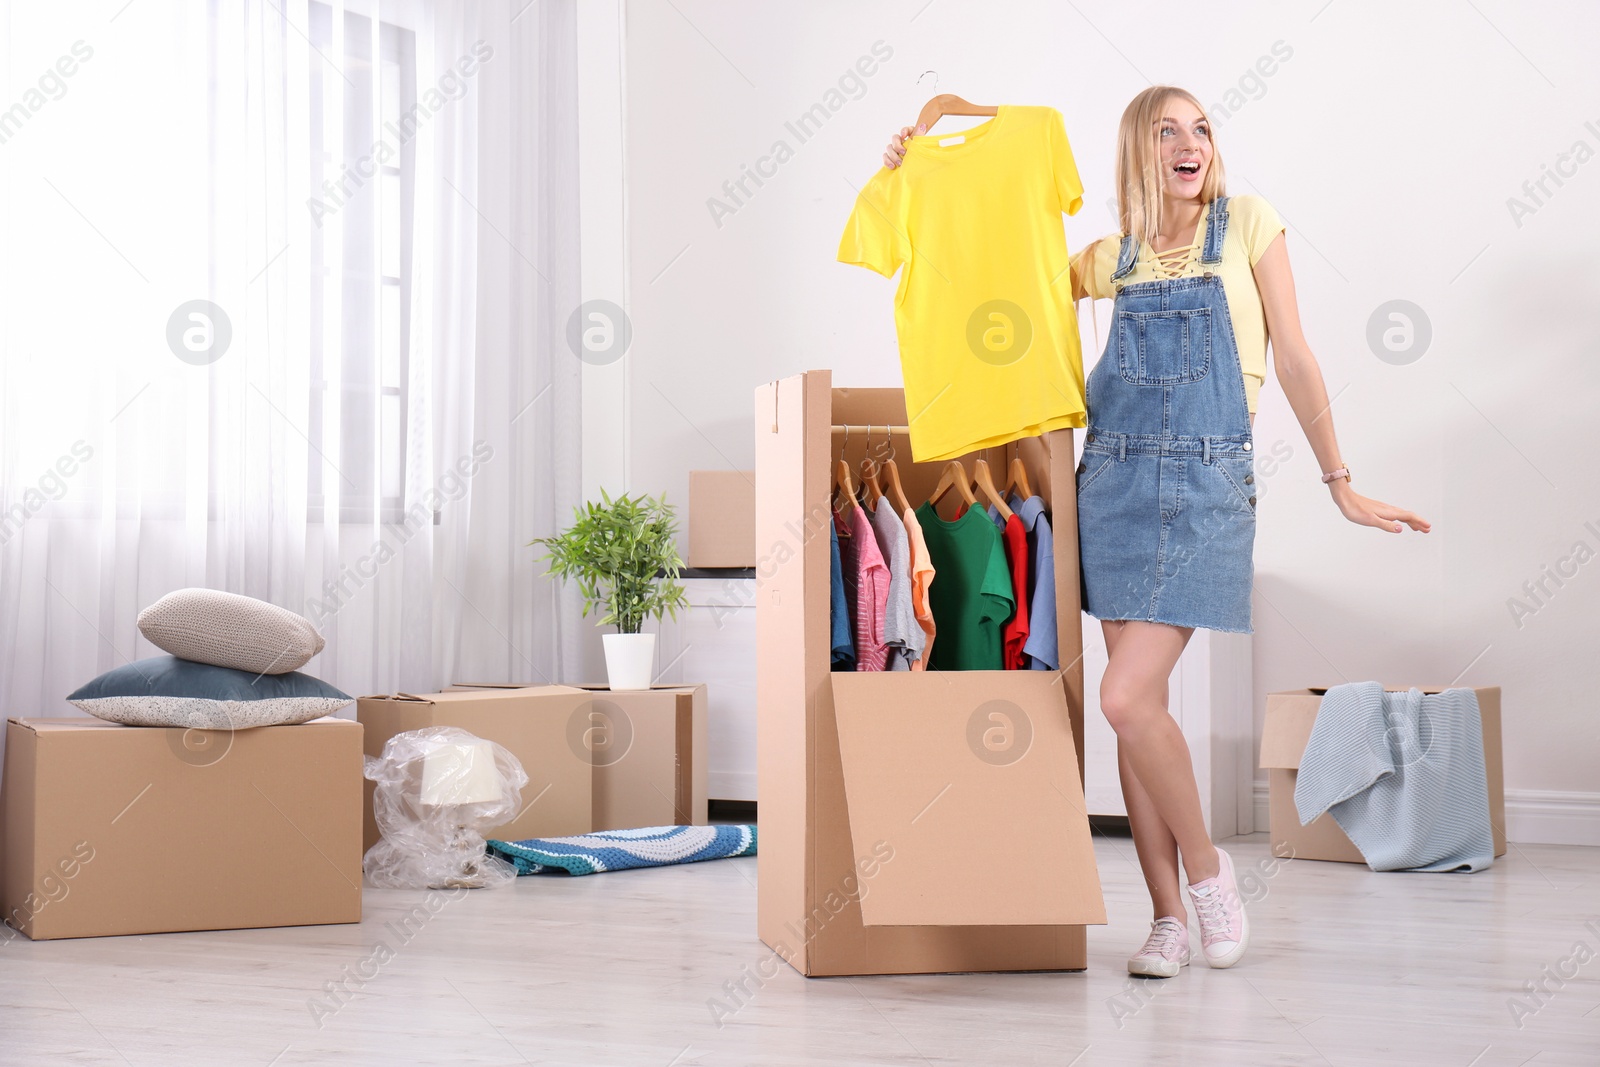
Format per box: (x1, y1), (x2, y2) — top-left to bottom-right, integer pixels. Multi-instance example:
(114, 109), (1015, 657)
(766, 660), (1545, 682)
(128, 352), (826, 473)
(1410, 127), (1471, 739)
(529, 488), (689, 690)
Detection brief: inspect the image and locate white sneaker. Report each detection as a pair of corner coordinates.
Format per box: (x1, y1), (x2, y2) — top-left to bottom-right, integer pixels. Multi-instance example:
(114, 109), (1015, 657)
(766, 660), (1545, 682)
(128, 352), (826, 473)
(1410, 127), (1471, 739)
(1127, 916), (1191, 977)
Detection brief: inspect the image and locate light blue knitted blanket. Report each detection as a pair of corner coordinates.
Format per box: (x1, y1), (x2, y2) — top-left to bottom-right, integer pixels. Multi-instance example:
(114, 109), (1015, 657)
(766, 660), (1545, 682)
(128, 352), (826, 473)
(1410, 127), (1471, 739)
(1294, 683), (1494, 872)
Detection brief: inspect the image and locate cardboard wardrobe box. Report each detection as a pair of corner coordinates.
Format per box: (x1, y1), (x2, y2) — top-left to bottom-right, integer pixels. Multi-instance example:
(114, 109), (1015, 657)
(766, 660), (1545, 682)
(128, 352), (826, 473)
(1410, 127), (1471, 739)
(357, 687), (592, 851)
(449, 682), (708, 832)
(1259, 686), (1506, 863)
(688, 470), (757, 568)
(753, 370), (1105, 978)
(1, 716), (362, 941)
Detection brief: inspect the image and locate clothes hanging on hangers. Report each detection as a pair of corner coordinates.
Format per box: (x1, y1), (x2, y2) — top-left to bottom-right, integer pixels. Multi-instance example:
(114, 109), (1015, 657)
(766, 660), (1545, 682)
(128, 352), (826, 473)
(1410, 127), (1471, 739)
(900, 506), (936, 670)
(986, 493), (1059, 670)
(838, 105), (1088, 463)
(837, 505), (890, 671)
(866, 499), (917, 671)
(829, 522), (855, 672)
(996, 512), (1030, 669)
(959, 499), (1028, 669)
(913, 500), (1012, 671)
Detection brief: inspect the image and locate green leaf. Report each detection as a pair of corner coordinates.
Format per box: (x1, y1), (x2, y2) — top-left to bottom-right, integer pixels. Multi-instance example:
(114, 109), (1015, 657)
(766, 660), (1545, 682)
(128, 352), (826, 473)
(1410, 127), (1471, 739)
(526, 488), (691, 632)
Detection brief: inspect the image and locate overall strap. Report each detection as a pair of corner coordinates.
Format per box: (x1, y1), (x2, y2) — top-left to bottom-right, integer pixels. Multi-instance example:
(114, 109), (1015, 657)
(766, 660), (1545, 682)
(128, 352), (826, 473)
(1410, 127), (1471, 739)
(1110, 234), (1139, 281)
(1200, 196), (1231, 264)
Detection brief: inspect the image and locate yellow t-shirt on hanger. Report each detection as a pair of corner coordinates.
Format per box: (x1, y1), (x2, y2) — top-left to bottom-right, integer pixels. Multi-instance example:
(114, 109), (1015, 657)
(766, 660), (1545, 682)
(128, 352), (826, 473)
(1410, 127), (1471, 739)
(838, 105), (1087, 463)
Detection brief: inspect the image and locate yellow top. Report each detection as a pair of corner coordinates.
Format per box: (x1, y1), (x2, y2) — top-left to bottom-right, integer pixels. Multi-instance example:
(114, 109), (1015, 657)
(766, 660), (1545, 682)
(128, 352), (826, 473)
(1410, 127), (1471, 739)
(1071, 194), (1285, 413)
(838, 105), (1087, 463)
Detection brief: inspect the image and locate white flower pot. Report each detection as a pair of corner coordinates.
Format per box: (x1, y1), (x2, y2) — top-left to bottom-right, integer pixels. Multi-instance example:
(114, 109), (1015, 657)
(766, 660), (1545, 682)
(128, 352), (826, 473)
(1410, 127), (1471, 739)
(602, 632), (656, 691)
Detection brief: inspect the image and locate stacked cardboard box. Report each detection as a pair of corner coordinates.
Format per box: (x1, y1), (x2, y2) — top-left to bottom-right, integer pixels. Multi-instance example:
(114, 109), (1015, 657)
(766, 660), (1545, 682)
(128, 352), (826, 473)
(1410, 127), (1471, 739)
(688, 470), (756, 568)
(1, 716), (363, 940)
(357, 687), (591, 849)
(357, 683), (707, 848)
(565, 683), (707, 831)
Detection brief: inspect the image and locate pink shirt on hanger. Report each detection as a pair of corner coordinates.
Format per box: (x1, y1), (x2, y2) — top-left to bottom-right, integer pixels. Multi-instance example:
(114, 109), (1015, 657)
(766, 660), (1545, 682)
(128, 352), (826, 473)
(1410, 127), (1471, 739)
(835, 504), (890, 671)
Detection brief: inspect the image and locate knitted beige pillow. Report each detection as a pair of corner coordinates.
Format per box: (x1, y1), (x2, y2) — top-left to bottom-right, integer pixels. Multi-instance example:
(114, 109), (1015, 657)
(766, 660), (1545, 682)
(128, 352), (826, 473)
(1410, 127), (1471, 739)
(137, 589), (325, 675)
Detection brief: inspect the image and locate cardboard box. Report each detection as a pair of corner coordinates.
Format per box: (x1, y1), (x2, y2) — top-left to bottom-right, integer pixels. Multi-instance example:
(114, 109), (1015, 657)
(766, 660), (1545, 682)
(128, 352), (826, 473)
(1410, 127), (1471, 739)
(1260, 686), (1506, 863)
(357, 688), (592, 851)
(1, 716), (362, 940)
(688, 470), (756, 568)
(451, 682), (709, 831)
(753, 371), (1104, 977)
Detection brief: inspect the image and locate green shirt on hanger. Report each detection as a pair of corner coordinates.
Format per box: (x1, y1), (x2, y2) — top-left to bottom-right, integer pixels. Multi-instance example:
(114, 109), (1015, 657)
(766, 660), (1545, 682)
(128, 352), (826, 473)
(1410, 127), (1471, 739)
(913, 501), (1015, 671)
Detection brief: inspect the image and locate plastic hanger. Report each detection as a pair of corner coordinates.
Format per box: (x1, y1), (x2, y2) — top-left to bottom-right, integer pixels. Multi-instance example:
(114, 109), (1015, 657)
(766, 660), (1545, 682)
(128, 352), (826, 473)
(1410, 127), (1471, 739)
(973, 458), (1015, 521)
(859, 424), (885, 511)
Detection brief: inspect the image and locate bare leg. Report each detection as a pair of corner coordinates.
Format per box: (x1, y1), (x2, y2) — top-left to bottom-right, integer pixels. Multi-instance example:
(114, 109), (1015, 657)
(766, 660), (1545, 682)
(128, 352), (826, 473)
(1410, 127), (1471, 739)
(1102, 620), (1186, 921)
(1098, 620), (1219, 885)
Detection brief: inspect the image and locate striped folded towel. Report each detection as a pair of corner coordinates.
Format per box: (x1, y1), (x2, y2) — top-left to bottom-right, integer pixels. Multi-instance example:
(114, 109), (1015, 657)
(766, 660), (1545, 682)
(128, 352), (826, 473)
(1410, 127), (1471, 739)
(486, 824), (757, 876)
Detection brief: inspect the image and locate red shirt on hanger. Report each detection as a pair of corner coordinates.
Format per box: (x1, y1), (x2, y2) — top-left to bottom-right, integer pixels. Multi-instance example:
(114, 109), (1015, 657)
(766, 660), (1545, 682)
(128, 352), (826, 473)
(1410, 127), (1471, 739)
(997, 513), (1030, 669)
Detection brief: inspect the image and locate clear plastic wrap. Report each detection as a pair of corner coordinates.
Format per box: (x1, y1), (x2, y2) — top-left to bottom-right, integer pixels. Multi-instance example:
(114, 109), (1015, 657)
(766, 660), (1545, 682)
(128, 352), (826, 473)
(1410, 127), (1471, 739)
(361, 725), (529, 890)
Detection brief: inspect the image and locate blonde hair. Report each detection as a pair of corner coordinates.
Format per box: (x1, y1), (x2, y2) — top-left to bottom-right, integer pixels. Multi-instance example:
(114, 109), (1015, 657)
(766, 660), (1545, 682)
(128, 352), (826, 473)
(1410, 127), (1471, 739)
(1114, 86), (1227, 244)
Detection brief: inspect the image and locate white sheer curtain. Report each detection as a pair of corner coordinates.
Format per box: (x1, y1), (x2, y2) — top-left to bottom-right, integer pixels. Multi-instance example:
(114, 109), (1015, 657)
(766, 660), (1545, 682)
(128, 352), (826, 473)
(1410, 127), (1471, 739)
(0, 0), (581, 734)
(425, 0), (586, 689)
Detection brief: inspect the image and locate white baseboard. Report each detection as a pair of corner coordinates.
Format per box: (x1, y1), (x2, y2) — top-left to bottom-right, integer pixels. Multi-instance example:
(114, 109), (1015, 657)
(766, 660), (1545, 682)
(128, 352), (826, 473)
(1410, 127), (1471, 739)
(1250, 781), (1600, 847)
(708, 770), (757, 804)
(1499, 788), (1600, 846)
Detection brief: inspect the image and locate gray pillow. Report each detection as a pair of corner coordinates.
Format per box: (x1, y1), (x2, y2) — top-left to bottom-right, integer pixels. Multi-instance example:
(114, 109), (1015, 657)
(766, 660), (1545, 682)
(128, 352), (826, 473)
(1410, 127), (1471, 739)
(67, 656), (352, 729)
(138, 588), (324, 674)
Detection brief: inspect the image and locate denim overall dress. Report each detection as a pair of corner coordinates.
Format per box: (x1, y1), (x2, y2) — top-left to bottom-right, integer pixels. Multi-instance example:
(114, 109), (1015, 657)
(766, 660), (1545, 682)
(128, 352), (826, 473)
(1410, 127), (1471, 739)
(1076, 196), (1256, 633)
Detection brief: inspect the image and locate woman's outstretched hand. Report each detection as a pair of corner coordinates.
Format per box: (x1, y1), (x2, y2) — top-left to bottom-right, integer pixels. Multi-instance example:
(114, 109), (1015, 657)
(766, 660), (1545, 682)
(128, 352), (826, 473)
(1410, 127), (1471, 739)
(1331, 486), (1431, 534)
(884, 124), (924, 169)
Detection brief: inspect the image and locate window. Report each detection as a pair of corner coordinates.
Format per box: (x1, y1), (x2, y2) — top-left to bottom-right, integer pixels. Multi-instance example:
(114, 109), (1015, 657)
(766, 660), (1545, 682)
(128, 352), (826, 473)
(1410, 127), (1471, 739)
(307, 2), (416, 523)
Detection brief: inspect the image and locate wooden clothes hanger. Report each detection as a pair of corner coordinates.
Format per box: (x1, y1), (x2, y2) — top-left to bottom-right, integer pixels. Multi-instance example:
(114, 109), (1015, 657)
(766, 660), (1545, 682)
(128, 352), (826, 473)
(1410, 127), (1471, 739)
(929, 460), (977, 511)
(915, 92), (998, 135)
(858, 425), (885, 511)
(834, 458), (858, 520)
(880, 431), (912, 516)
(1004, 441), (1033, 501)
(834, 427), (858, 524)
(973, 458), (1014, 521)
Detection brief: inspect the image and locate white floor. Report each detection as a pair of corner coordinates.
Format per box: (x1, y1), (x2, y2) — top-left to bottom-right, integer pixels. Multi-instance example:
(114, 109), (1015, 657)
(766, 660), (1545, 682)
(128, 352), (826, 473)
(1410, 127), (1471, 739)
(2, 831), (1597, 1066)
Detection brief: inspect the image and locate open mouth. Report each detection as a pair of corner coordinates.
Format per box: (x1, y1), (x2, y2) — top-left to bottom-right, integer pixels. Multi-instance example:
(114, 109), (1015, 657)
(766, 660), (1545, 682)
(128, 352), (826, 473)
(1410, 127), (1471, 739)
(1172, 159), (1202, 182)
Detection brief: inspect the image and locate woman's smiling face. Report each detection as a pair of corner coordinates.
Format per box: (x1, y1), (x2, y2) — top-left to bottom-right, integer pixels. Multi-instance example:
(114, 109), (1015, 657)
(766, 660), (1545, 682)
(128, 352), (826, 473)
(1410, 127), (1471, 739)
(1158, 96), (1212, 201)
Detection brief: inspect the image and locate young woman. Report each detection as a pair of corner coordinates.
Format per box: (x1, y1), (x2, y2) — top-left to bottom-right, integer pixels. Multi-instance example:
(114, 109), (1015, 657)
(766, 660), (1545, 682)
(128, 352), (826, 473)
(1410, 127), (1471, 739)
(882, 86), (1430, 976)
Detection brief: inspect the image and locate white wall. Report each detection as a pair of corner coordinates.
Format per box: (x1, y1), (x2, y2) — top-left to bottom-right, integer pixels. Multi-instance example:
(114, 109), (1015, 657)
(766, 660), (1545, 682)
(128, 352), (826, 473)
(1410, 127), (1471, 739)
(599, 0), (1600, 828)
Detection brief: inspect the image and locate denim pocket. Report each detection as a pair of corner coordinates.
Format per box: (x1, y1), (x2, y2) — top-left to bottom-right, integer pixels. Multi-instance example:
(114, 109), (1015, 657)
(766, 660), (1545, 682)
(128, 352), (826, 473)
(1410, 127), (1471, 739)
(1210, 454), (1257, 512)
(1076, 452), (1118, 496)
(1117, 308), (1213, 386)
